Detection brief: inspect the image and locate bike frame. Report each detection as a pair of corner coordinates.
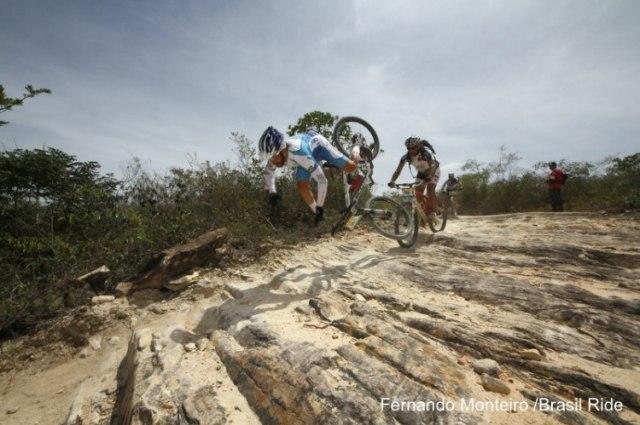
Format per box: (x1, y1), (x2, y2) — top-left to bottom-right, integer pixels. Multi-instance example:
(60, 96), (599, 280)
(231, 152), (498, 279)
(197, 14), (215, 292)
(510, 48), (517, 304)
(332, 164), (412, 239)
(330, 131), (412, 238)
(394, 182), (449, 233)
(341, 145), (374, 210)
(342, 172), (350, 210)
(345, 161), (373, 213)
(396, 183), (429, 224)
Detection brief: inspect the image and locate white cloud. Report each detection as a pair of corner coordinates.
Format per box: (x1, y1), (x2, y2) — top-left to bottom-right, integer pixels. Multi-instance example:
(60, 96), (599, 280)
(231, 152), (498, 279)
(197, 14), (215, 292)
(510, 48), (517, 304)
(1, 0), (638, 185)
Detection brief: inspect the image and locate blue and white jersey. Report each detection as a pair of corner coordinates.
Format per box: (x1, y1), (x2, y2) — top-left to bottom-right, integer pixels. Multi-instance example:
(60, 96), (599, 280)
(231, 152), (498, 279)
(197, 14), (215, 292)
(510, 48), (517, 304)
(287, 132), (348, 179)
(264, 131), (348, 192)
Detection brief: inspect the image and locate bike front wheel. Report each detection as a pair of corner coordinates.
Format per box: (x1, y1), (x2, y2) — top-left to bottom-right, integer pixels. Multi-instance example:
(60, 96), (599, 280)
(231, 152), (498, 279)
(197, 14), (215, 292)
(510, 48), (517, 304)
(332, 116), (380, 160)
(365, 196), (412, 239)
(397, 208), (419, 248)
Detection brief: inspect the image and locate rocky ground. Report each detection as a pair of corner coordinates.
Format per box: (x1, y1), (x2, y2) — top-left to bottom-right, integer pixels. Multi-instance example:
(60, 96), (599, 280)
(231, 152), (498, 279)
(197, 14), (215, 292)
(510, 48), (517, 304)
(1, 212), (639, 424)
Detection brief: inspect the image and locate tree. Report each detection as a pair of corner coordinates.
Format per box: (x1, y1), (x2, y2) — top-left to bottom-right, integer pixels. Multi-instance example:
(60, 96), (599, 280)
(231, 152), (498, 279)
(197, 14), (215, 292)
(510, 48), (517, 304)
(609, 153), (640, 177)
(461, 159), (485, 174)
(287, 111), (338, 139)
(0, 84), (51, 127)
(607, 153), (640, 208)
(0, 148), (119, 233)
(486, 145), (521, 180)
(231, 131), (261, 173)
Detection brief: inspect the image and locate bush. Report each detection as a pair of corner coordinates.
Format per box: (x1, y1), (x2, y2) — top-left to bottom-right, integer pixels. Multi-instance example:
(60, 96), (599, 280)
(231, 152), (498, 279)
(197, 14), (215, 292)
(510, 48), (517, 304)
(457, 150), (640, 214)
(0, 135), (352, 338)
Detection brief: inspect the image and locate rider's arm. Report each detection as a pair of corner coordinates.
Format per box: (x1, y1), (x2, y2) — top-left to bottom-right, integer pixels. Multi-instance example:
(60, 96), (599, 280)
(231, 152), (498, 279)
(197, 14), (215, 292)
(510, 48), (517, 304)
(389, 157), (407, 183)
(263, 161), (277, 193)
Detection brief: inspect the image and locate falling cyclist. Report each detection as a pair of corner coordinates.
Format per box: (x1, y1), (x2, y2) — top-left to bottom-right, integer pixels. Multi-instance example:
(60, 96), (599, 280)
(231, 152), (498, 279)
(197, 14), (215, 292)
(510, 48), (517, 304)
(259, 126), (363, 225)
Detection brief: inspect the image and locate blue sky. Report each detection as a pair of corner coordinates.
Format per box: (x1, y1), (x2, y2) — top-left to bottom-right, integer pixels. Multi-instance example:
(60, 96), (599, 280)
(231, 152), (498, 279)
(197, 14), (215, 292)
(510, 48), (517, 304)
(1, 0), (639, 185)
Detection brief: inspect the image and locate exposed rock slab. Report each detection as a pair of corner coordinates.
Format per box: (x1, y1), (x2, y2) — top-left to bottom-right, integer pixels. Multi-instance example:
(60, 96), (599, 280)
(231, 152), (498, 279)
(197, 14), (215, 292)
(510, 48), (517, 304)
(3, 213), (640, 425)
(110, 326), (259, 425)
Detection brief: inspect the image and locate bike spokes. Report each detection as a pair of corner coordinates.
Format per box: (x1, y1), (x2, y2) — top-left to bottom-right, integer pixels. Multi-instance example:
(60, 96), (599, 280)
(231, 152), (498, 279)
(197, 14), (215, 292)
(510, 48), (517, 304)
(332, 116), (380, 160)
(427, 196), (448, 233)
(366, 196), (412, 239)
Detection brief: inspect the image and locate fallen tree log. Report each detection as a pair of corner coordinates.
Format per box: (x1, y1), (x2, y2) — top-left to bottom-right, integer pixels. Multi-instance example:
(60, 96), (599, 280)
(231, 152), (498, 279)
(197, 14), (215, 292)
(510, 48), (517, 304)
(116, 228), (228, 295)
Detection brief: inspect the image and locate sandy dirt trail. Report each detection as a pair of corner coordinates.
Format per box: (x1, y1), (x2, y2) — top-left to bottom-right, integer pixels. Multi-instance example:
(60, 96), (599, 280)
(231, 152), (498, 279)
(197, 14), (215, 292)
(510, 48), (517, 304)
(1, 212), (639, 424)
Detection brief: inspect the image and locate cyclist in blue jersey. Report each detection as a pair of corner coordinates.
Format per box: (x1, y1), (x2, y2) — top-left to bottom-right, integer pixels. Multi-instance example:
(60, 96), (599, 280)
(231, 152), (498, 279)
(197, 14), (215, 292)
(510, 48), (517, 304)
(259, 126), (363, 225)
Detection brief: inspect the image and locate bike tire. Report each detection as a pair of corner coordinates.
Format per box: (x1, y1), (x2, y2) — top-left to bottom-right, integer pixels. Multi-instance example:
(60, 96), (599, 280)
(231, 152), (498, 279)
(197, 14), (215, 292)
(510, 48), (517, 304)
(397, 209), (419, 248)
(428, 195), (448, 233)
(332, 116), (380, 160)
(366, 196), (412, 239)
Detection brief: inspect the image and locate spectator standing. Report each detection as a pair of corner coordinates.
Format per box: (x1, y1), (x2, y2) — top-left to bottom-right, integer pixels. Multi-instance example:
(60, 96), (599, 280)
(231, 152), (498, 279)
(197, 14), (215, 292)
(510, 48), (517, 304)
(547, 161), (567, 212)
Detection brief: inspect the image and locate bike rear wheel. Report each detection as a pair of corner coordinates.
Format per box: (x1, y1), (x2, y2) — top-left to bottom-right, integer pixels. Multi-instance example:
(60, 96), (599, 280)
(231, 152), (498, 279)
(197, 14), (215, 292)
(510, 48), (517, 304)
(332, 116), (380, 160)
(428, 195), (448, 233)
(396, 208), (419, 248)
(366, 196), (412, 239)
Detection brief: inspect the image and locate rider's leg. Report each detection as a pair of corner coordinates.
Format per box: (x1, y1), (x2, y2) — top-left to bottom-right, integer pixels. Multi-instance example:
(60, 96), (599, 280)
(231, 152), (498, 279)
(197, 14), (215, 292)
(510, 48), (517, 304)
(297, 181), (316, 212)
(314, 143), (363, 193)
(425, 182), (437, 215)
(295, 166), (323, 213)
(341, 160), (365, 193)
(414, 182), (437, 224)
(297, 178), (330, 214)
(425, 167), (440, 221)
(414, 182), (429, 214)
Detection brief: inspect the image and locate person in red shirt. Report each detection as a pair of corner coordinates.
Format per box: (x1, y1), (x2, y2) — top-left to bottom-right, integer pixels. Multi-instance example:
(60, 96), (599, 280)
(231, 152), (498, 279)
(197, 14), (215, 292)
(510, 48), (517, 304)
(547, 161), (566, 211)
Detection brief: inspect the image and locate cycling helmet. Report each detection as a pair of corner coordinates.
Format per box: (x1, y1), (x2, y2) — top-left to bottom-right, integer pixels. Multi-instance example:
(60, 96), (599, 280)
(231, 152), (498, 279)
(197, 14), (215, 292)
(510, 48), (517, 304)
(404, 136), (422, 150)
(258, 126), (284, 154)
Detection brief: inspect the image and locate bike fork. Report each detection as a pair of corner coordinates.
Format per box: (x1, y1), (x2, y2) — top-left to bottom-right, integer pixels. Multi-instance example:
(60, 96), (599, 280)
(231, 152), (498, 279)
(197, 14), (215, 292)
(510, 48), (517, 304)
(412, 197), (431, 225)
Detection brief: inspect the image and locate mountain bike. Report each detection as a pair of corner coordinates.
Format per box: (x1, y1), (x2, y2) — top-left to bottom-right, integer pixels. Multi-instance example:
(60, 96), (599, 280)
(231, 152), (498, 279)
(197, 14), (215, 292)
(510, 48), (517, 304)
(331, 163), (413, 239)
(391, 182), (449, 248)
(330, 117), (412, 239)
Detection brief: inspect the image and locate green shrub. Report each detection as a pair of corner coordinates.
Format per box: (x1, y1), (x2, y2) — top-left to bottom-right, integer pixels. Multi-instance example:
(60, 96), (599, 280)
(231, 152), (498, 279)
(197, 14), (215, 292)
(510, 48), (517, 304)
(0, 136), (354, 338)
(457, 150), (639, 215)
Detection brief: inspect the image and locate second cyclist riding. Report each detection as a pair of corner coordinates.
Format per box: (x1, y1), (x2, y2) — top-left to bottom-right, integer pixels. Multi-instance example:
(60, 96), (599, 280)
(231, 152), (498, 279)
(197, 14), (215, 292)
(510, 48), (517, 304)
(329, 116), (448, 247)
(330, 116), (413, 240)
(391, 182), (448, 248)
